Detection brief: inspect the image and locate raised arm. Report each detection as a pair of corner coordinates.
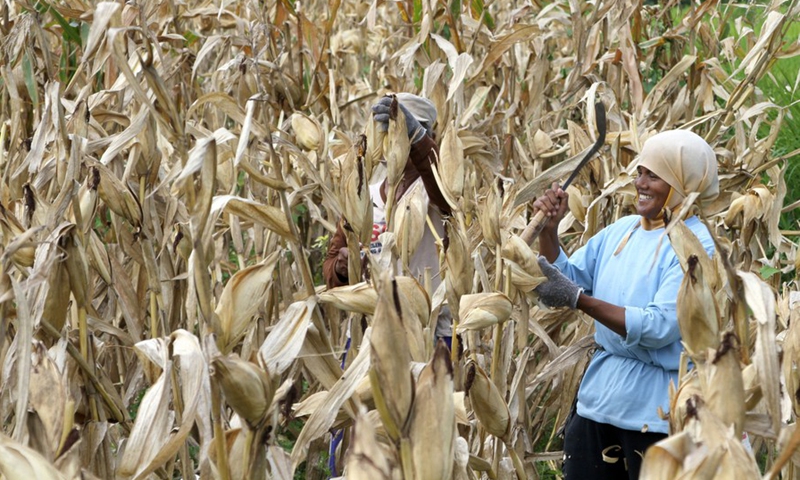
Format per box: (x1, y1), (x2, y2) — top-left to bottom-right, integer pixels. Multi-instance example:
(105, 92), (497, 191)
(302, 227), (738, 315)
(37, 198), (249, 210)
(408, 135), (451, 215)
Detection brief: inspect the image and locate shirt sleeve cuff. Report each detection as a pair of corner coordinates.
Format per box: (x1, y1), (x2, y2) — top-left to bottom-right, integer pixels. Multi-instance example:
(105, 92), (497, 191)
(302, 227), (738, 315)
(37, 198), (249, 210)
(624, 307), (643, 346)
(553, 248), (570, 270)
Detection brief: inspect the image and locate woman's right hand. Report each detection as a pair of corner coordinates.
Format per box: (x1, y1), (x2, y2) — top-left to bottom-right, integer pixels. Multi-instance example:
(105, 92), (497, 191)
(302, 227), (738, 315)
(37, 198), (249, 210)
(533, 182), (569, 232)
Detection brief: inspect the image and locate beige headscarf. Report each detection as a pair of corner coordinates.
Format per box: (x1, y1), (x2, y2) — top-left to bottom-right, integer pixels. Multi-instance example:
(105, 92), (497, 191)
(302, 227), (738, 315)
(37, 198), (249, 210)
(637, 130), (719, 211)
(614, 130), (720, 251)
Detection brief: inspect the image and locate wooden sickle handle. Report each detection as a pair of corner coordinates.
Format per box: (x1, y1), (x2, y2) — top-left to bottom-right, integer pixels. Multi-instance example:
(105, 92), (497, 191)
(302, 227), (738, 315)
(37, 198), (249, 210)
(520, 209), (547, 246)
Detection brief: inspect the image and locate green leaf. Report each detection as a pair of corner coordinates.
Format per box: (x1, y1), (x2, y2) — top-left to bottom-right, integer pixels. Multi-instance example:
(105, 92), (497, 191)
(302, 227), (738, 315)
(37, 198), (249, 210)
(471, 0), (494, 30)
(450, 0), (462, 19)
(183, 30), (200, 47)
(413, 0), (423, 24)
(759, 265), (781, 280)
(22, 53), (40, 110)
(36, 0), (82, 45)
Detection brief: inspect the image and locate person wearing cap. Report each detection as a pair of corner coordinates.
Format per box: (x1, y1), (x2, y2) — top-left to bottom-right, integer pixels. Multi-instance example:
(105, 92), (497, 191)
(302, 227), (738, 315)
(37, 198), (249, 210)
(323, 93), (452, 343)
(531, 130), (719, 479)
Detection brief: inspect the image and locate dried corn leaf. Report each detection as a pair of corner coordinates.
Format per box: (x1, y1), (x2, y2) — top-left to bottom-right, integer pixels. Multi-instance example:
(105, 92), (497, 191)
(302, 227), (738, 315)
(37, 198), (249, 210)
(258, 297), (315, 376)
(739, 271), (782, 433)
(214, 251), (279, 352)
(291, 328), (372, 471)
(118, 340), (172, 478)
(0, 433), (65, 480)
(210, 195), (295, 241)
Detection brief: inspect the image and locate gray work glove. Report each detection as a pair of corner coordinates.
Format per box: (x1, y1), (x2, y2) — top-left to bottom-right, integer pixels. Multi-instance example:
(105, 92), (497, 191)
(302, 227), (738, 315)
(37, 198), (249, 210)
(535, 257), (583, 309)
(371, 96), (427, 144)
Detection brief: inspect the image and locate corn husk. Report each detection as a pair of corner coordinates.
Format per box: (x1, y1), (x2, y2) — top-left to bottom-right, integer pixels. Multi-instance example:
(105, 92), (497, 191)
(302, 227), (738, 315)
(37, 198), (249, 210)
(566, 184), (587, 224)
(686, 397), (760, 479)
(667, 218), (720, 291)
(0, 433), (66, 480)
(408, 342), (456, 480)
(291, 113), (322, 152)
(477, 180), (501, 248)
(436, 121), (465, 211)
(669, 370), (702, 434)
(318, 277), (430, 326)
(639, 430), (692, 480)
(444, 218), (473, 312)
(341, 146), (374, 246)
(384, 95), (410, 189)
(211, 355), (275, 428)
(723, 185), (774, 229)
(465, 360), (510, 440)
(676, 254), (720, 358)
(68, 166), (99, 233)
(456, 292), (512, 332)
(347, 408), (401, 480)
(365, 111), (385, 175)
(369, 273), (414, 441)
(501, 234), (546, 292)
(532, 129), (553, 155)
(93, 161), (143, 228)
(782, 296), (800, 416)
(393, 180), (428, 264)
(318, 282), (378, 315)
(697, 332), (745, 438)
(0, 205), (35, 267)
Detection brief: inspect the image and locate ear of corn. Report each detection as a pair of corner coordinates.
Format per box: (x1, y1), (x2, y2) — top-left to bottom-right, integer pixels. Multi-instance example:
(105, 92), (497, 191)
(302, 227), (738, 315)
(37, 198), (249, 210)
(456, 292), (513, 332)
(211, 355), (275, 429)
(465, 359), (511, 441)
(676, 255), (721, 358)
(697, 332), (745, 438)
(214, 253), (279, 353)
(369, 273), (414, 441)
(393, 180), (428, 264)
(501, 235), (546, 292)
(318, 282), (379, 315)
(347, 408), (402, 480)
(444, 217), (474, 313)
(341, 145), (374, 246)
(384, 95), (410, 189)
(639, 430), (691, 480)
(436, 121), (466, 211)
(408, 341), (456, 480)
(291, 113), (323, 152)
(669, 370), (702, 434)
(477, 180), (501, 248)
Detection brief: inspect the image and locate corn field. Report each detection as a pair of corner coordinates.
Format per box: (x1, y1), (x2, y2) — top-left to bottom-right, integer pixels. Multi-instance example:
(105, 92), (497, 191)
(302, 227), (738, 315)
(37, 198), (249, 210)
(0, 0), (799, 478)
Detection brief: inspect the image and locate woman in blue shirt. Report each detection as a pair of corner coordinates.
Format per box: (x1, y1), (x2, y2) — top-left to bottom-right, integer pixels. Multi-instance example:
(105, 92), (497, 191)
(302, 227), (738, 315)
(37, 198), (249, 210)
(532, 130), (719, 479)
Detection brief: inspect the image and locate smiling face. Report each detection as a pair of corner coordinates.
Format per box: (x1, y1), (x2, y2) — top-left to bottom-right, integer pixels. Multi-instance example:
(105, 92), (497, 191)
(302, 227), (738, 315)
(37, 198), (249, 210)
(635, 166), (672, 220)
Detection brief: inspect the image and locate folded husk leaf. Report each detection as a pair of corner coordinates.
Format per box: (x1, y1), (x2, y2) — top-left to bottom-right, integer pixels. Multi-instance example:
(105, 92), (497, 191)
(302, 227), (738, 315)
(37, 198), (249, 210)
(456, 292), (512, 332)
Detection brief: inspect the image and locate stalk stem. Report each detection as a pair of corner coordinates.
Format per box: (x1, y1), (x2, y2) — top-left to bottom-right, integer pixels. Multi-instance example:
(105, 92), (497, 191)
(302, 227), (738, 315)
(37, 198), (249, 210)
(507, 442), (527, 480)
(211, 381), (232, 480)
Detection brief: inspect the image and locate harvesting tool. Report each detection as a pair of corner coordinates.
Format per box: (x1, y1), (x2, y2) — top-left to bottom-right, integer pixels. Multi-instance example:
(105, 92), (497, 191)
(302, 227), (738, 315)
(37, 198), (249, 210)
(520, 101), (607, 245)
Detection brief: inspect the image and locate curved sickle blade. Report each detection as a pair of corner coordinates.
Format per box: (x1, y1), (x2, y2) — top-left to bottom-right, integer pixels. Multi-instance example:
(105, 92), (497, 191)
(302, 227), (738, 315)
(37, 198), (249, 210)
(518, 102), (607, 245)
(562, 102), (607, 190)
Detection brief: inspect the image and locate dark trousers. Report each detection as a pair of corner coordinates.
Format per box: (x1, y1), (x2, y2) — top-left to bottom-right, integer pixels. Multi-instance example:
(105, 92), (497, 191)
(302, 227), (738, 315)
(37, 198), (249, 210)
(562, 414), (667, 480)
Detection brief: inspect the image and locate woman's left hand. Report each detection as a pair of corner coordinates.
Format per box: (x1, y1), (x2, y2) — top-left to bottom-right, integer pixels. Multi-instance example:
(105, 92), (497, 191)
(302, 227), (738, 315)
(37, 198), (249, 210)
(535, 257), (583, 309)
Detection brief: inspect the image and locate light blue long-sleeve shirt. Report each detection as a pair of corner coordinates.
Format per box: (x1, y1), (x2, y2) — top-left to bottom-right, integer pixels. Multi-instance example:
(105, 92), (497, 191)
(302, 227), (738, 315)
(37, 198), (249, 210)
(553, 214), (714, 434)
